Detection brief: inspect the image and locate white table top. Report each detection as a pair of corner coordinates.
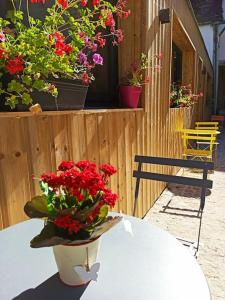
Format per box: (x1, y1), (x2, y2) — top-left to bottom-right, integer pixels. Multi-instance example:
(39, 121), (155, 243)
(0, 215), (211, 300)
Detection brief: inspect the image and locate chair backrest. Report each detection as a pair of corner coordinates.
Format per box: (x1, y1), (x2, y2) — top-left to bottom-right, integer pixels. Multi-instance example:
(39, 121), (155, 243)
(133, 155), (213, 217)
(195, 121), (219, 131)
(181, 129), (219, 154)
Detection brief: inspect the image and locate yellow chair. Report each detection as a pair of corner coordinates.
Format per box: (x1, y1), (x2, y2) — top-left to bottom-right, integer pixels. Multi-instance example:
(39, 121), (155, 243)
(180, 129), (219, 161)
(195, 121), (219, 131)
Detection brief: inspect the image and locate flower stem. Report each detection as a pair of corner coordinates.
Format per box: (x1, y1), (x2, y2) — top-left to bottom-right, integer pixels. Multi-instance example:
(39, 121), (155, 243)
(11, 0), (16, 10)
(26, 0), (31, 27)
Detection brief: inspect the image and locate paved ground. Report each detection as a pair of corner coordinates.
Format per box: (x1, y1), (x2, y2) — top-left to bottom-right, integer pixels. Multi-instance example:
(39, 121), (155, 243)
(145, 131), (225, 300)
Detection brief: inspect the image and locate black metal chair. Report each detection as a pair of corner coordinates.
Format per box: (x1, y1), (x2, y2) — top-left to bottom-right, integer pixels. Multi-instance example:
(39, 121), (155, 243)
(133, 155), (214, 257)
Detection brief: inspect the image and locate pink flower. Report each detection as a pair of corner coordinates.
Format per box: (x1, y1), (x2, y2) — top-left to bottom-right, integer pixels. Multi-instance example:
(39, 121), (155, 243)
(93, 53), (103, 65)
(0, 32), (5, 42)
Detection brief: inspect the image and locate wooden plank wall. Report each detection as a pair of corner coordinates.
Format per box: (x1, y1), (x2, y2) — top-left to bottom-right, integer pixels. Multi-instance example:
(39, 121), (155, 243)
(0, 108), (193, 229)
(0, 0), (213, 229)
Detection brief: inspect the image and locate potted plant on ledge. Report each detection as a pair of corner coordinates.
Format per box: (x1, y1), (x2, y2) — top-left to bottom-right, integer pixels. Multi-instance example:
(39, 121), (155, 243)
(119, 53), (163, 108)
(24, 159), (121, 286)
(0, 0), (130, 111)
(170, 84), (203, 108)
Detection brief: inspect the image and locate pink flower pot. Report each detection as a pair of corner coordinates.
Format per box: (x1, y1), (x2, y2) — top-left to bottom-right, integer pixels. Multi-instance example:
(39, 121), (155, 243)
(119, 86), (142, 108)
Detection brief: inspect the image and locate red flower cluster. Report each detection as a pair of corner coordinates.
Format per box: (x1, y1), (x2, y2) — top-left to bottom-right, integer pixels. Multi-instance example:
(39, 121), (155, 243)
(6, 57), (24, 75)
(50, 32), (72, 56)
(58, 160), (75, 171)
(100, 164), (117, 176)
(57, 0), (68, 9)
(39, 160), (118, 236)
(116, 0), (131, 19)
(41, 160), (117, 200)
(80, 0), (100, 6)
(54, 215), (82, 234)
(75, 160), (97, 171)
(103, 189), (118, 207)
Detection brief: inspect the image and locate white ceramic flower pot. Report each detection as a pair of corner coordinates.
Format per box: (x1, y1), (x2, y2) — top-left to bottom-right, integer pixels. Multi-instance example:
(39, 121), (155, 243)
(53, 238), (101, 286)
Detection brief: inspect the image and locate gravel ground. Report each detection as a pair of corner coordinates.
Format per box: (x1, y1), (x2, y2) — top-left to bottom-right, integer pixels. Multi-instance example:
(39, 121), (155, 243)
(145, 132), (225, 300)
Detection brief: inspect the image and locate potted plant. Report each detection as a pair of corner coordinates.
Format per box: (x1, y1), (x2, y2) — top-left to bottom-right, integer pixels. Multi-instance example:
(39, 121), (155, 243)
(0, 0), (130, 111)
(170, 83), (203, 108)
(119, 53), (163, 108)
(24, 159), (121, 286)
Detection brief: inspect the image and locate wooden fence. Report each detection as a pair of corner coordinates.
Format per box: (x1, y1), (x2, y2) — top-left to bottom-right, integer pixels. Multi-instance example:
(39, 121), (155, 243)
(0, 106), (198, 229)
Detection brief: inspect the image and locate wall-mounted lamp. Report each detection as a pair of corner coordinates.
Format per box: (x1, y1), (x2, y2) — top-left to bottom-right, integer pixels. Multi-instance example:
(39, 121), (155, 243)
(159, 8), (171, 24)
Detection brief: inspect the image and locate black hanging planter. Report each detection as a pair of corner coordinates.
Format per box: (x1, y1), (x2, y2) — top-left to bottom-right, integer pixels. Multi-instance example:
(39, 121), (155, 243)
(0, 78), (88, 112)
(0, 1), (88, 112)
(22, 79), (88, 111)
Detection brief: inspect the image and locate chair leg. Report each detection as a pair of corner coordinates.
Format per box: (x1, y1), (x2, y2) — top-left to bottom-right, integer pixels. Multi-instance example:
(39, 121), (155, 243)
(196, 209), (203, 255)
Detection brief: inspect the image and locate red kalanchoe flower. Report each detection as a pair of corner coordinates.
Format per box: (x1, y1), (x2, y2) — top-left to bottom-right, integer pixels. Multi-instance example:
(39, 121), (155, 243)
(102, 189), (118, 208)
(58, 160), (75, 171)
(75, 160), (97, 171)
(54, 215), (82, 234)
(57, 0), (68, 9)
(100, 164), (117, 176)
(6, 57), (24, 75)
(41, 172), (63, 188)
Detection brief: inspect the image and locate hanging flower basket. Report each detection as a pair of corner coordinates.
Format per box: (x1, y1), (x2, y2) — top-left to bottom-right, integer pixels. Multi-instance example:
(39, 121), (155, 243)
(0, 0), (130, 110)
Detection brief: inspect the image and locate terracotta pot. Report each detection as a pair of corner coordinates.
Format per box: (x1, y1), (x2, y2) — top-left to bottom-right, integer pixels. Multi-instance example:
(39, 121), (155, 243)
(119, 86), (142, 108)
(53, 238), (101, 286)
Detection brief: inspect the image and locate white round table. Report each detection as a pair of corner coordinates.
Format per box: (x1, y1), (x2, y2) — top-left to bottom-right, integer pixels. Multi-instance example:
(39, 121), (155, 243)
(0, 215), (211, 300)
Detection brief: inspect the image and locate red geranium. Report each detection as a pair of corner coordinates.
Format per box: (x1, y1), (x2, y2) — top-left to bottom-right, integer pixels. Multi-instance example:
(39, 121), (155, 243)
(6, 57), (24, 75)
(93, 0), (100, 6)
(81, 0), (88, 6)
(57, 0), (68, 9)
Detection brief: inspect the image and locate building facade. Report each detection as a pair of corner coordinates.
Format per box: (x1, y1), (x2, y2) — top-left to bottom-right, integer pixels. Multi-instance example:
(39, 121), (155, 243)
(191, 0), (225, 113)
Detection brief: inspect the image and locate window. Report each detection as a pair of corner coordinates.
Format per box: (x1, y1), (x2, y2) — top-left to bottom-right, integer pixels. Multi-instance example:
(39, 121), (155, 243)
(85, 42), (119, 108)
(171, 43), (183, 85)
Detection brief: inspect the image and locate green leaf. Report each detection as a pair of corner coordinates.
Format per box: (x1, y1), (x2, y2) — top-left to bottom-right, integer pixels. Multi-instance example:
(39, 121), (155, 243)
(22, 93), (32, 105)
(30, 222), (64, 248)
(99, 204), (108, 219)
(22, 75), (32, 86)
(33, 79), (46, 91)
(5, 95), (18, 109)
(7, 80), (25, 93)
(91, 216), (122, 239)
(24, 195), (50, 218)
